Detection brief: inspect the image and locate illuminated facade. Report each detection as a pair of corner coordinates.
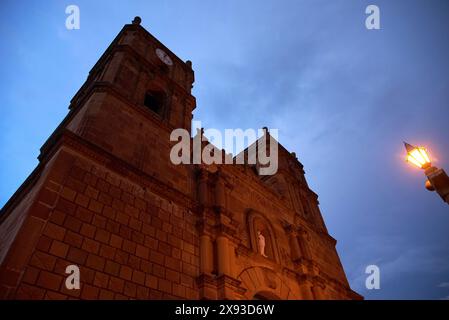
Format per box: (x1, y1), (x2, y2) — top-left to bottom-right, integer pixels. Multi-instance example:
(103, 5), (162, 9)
(0, 18), (361, 300)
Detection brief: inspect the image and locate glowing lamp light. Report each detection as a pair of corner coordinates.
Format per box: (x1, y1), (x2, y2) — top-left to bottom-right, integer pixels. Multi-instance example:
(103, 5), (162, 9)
(404, 142), (431, 169)
(403, 141), (449, 205)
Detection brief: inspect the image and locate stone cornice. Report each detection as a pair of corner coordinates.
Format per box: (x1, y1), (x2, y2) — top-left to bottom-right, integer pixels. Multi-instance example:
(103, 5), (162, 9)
(40, 129), (197, 211)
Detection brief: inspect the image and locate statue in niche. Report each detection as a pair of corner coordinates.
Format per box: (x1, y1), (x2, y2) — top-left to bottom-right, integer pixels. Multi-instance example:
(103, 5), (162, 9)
(257, 230), (268, 258)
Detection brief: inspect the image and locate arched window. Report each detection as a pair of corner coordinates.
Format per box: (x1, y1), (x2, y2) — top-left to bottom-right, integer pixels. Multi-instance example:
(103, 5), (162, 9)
(144, 90), (166, 117)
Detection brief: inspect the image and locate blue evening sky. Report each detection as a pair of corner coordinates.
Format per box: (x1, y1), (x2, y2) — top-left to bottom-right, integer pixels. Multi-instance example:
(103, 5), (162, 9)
(1, 0), (448, 299)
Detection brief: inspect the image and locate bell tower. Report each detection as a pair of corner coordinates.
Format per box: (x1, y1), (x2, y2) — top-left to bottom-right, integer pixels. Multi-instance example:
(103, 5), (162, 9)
(0, 17), (200, 299)
(54, 16), (196, 194)
(70, 16), (195, 130)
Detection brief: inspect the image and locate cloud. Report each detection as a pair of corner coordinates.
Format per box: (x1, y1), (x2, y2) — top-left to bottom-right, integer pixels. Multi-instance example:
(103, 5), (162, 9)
(437, 282), (449, 288)
(347, 240), (449, 298)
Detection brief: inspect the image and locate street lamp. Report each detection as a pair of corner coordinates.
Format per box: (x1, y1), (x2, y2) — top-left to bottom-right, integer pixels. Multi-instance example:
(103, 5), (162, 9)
(404, 142), (449, 205)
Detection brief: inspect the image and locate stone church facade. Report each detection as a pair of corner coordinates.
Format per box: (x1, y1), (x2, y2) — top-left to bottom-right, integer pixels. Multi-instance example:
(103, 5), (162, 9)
(0, 18), (361, 300)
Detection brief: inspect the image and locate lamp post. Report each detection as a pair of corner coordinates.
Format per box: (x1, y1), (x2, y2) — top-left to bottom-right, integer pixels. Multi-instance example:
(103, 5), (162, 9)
(404, 142), (449, 205)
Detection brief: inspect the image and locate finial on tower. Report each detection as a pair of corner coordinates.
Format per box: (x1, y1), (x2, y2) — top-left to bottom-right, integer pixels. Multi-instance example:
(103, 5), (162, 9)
(132, 16), (142, 25)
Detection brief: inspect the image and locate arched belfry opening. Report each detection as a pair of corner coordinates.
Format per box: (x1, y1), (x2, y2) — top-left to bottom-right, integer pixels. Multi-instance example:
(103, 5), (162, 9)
(144, 90), (166, 117)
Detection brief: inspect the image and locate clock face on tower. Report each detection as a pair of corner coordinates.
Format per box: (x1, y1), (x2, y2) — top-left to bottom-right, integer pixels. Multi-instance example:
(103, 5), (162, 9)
(155, 48), (173, 66)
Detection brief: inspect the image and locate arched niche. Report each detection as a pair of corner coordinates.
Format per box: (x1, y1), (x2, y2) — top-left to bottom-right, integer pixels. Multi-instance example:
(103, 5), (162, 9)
(246, 210), (280, 263)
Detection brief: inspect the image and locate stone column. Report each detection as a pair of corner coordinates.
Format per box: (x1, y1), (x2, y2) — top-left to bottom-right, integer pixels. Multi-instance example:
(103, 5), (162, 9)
(198, 170), (208, 205)
(288, 231), (302, 261)
(216, 235), (230, 276)
(312, 284), (326, 300)
(297, 229), (312, 260)
(200, 234), (213, 275)
(215, 177), (226, 209)
(300, 283), (314, 300)
(227, 242), (237, 278)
